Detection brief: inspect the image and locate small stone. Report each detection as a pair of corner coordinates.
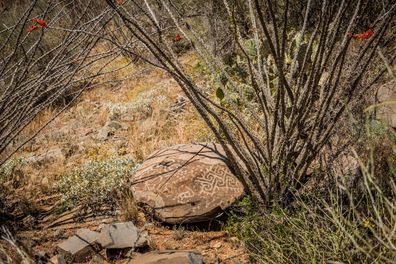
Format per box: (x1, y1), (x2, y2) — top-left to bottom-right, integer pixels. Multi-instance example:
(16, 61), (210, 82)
(97, 222), (148, 249)
(97, 127), (114, 140)
(75, 228), (100, 243)
(41, 177), (49, 187)
(50, 255), (66, 264)
(105, 121), (122, 130)
(91, 255), (110, 264)
(56, 228), (100, 262)
(211, 241), (222, 249)
(129, 250), (204, 264)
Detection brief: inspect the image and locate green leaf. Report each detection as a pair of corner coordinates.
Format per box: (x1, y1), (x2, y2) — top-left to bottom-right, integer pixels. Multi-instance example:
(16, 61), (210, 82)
(216, 87), (225, 100)
(244, 38), (257, 56)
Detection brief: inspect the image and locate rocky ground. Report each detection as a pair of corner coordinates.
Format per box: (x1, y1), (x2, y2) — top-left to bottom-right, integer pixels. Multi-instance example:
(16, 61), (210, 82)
(0, 52), (248, 263)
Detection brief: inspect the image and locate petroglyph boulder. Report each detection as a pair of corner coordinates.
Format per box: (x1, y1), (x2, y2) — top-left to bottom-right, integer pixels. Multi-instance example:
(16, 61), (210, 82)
(131, 143), (244, 224)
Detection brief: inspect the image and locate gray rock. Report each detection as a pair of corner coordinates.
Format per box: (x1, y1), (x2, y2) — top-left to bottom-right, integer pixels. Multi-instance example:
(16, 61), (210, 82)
(97, 127), (114, 140)
(130, 250), (203, 264)
(105, 121), (122, 130)
(97, 222), (148, 249)
(131, 143), (244, 224)
(56, 228), (100, 263)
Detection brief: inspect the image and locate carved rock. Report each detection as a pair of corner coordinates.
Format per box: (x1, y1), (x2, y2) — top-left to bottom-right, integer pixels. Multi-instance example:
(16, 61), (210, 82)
(131, 143), (244, 224)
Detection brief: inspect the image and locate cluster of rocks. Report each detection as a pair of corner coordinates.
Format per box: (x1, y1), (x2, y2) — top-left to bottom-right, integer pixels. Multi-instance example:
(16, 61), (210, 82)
(46, 143), (244, 263)
(52, 222), (203, 263)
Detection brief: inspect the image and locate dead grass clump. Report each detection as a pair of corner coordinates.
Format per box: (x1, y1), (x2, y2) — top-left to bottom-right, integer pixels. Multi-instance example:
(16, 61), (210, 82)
(117, 189), (140, 223)
(172, 226), (187, 241)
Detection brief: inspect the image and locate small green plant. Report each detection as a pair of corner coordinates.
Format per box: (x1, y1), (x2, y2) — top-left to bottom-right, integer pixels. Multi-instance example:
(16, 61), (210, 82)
(0, 158), (24, 184)
(55, 156), (137, 212)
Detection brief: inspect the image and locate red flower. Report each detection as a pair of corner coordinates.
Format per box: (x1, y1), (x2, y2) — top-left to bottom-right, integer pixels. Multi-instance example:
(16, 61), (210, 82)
(27, 25), (38, 32)
(174, 33), (182, 42)
(32, 18), (48, 28)
(116, 0), (125, 5)
(352, 28), (374, 40)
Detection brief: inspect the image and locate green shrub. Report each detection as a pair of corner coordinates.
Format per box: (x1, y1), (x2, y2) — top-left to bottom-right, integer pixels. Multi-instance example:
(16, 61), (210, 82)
(226, 197), (356, 263)
(226, 129), (396, 263)
(55, 157), (137, 212)
(0, 158), (24, 184)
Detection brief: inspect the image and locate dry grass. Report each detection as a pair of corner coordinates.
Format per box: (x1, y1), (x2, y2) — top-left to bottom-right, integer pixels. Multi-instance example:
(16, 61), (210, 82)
(117, 189), (140, 223)
(127, 107), (211, 162)
(226, 121), (396, 264)
(1, 51), (210, 217)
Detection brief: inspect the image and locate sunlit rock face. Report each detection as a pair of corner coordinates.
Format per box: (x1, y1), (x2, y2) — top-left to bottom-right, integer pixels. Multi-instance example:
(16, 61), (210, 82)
(131, 143), (244, 224)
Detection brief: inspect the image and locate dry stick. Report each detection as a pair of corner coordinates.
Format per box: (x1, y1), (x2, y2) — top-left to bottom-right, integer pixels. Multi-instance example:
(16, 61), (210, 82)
(295, 21), (391, 187)
(105, 0), (394, 205)
(0, 33), (98, 154)
(161, 0), (270, 166)
(377, 47), (395, 79)
(287, 2), (362, 169)
(0, 33), (112, 165)
(253, 0), (294, 103)
(113, 0), (269, 201)
(0, 2), (116, 161)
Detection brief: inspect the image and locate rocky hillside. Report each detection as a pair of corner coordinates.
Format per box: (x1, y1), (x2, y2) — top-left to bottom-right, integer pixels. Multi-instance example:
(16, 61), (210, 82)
(0, 52), (248, 263)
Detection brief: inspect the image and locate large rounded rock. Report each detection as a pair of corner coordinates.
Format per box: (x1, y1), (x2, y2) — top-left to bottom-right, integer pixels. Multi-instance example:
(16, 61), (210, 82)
(131, 143), (244, 224)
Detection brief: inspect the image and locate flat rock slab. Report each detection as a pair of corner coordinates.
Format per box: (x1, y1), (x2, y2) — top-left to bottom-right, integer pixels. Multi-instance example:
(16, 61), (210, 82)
(131, 143), (244, 224)
(130, 250), (204, 264)
(98, 222), (148, 249)
(56, 228), (100, 262)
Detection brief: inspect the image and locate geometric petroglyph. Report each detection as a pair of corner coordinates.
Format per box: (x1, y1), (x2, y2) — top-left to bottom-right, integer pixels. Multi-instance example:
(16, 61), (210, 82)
(131, 143), (244, 224)
(196, 165), (242, 194)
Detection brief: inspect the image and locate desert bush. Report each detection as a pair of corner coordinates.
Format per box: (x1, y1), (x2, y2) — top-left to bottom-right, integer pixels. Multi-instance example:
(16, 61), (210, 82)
(55, 156), (137, 212)
(106, 0), (396, 206)
(0, 158), (25, 214)
(226, 124), (396, 263)
(226, 196), (357, 263)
